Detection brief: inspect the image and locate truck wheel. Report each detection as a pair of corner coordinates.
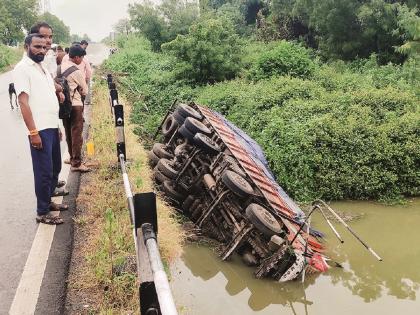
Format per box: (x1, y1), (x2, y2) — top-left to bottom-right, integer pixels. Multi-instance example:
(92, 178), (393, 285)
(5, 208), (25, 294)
(162, 180), (185, 201)
(184, 117), (211, 136)
(225, 155), (247, 178)
(152, 143), (174, 159)
(148, 150), (160, 167)
(245, 203), (282, 237)
(162, 115), (178, 136)
(176, 103), (202, 120)
(193, 133), (221, 154)
(157, 158), (179, 179)
(181, 195), (195, 214)
(221, 170), (254, 197)
(179, 125), (195, 141)
(173, 111), (187, 124)
(153, 166), (171, 184)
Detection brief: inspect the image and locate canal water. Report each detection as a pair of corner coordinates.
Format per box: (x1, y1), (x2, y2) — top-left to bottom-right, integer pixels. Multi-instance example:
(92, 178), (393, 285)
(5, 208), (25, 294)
(170, 199), (420, 314)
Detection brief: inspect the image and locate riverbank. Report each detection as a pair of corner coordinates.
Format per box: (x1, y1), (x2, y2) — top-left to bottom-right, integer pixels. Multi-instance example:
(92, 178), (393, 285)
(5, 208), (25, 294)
(65, 80), (184, 314)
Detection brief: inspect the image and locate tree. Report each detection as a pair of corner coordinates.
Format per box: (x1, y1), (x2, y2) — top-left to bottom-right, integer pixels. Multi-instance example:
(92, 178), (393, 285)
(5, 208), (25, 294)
(159, 0), (199, 40)
(128, 1), (168, 51)
(268, 0), (411, 62)
(0, 0), (38, 45)
(162, 18), (243, 84)
(396, 4), (420, 58)
(39, 12), (70, 44)
(114, 18), (132, 36)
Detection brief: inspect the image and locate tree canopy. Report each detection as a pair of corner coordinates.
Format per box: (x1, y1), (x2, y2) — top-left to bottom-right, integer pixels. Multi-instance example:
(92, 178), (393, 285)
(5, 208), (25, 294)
(0, 0), (38, 45)
(39, 12), (70, 44)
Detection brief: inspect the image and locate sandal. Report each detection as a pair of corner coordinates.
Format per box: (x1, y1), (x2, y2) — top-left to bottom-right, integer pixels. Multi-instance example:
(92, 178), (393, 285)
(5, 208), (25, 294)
(56, 180), (66, 188)
(36, 214), (64, 225)
(52, 188), (69, 197)
(50, 202), (69, 211)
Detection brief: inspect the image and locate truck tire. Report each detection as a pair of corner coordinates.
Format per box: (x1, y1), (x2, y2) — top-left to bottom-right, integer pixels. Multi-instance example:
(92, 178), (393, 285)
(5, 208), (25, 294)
(148, 150), (160, 167)
(245, 203), (282, 237)
(152, 143), (174, 159)
(176, 103), (202, 120)
(157, 158), (179, 179)
(153, 166), (171, 184)
(178, 125), (195, 141)
(193, 133), (221, 154)
(181, 195), (195, 214)
(162, 180), (185, 201)
(184, 117), (211, 136)
(162, 115), (178, 136)
(225, 155), (247, 178)
(221, 170), (254, 198)
(173, 111), (187, 124)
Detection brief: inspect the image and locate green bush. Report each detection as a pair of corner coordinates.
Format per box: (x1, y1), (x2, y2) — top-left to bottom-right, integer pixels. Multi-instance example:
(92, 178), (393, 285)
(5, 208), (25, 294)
(104, 35), (420, 202)
(104, 35), (198, 138)
(0, 45), (20, 72)
(198, 76), (419, 201)
(162, 18), (243, 84)
(251, 40), (316, 80)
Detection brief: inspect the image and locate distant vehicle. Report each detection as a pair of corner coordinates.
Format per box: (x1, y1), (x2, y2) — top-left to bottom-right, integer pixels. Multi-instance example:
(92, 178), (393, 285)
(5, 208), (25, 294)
(150, 102), (330, 282)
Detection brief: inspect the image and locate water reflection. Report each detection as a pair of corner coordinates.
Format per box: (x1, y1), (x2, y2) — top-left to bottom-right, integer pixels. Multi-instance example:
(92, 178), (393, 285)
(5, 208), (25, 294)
(172, 199), (420, 314)
(181, 244), (321, 312)
(323, 200), (420, 303)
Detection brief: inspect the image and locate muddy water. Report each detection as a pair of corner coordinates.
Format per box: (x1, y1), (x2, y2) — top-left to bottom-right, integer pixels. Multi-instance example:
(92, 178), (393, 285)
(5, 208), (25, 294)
(170, 199), (420, 314)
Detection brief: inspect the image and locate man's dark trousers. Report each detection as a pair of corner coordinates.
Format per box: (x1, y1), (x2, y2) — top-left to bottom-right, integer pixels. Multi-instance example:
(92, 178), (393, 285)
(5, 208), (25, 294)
(62, 106), (84, 167)
(29, 128), (62, 215)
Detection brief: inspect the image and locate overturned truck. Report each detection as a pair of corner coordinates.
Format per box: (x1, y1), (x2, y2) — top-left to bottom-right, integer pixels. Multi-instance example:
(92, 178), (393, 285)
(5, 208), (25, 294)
(149, 102), (330, 282)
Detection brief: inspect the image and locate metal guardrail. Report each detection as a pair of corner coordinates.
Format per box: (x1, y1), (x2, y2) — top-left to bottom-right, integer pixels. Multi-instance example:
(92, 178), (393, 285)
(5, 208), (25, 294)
(107, 74), (178, 315)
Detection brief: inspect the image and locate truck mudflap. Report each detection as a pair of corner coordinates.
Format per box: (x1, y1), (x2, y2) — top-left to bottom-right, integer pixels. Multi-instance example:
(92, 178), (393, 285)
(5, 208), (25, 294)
(151, 102), (330, 281)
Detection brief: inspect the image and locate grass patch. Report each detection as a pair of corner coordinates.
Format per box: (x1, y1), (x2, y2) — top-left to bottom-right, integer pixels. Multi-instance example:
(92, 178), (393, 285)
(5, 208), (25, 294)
(0, 45), (22, 73)
(66, 80), (184, 314)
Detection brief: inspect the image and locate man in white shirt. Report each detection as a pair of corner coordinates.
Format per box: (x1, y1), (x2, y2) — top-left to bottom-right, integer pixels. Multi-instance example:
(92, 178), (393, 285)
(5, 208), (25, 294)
(29, 21), (68, 196)
(13, 34), (66, 225)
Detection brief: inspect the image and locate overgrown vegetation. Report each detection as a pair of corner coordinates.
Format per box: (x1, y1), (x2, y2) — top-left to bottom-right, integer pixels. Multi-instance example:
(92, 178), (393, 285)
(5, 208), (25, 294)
(67, 84), (183, 313)
(0, 44), (21, 72)
(104, 0), (419, 202)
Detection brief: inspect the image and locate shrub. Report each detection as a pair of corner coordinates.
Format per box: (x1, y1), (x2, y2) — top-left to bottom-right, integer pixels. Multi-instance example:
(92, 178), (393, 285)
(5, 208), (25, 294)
(0, 44), (20, 72)
(162, 18), (243, 84)
(198, 76), (419, 201)
(251, 40), (316, 80)
(104, 35), (420, 202)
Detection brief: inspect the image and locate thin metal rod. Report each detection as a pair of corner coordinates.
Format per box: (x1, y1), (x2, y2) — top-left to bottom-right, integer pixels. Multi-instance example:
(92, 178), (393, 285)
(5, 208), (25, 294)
(290, 206), (317, 245)
(119, 154), (135, 224)
(314, 200), (383, 261)
(145, 238), (178, 315)
(314, 205), (344, 243)
(119, 154), (138, 256)
(301, 214), (311, 283)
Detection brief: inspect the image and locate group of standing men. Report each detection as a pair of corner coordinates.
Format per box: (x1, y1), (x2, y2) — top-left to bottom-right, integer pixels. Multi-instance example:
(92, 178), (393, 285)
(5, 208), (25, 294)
(13, 22), (93, 225)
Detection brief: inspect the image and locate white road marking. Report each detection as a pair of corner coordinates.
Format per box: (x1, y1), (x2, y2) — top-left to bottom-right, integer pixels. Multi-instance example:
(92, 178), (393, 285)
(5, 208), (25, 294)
(9, 151), (71, 315)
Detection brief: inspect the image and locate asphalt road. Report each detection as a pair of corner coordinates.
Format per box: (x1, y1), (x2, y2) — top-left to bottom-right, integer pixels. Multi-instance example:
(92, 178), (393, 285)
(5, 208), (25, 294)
(0, 43), (108, 314)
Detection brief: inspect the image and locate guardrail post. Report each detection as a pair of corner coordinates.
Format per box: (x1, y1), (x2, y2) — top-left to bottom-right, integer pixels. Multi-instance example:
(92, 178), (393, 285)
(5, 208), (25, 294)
(109, 82), (119, 107)
(134, 193), (178, 315)
(107, 73), (113, 89)
(114, 104), (126, 161)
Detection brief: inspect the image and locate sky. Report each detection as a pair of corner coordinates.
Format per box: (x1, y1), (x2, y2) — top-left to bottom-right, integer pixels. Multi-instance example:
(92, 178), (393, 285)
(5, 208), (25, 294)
(50, 0), (140, 41)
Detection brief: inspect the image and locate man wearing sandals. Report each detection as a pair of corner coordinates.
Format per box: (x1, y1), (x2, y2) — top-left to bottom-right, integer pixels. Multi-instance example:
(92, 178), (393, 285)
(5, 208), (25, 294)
(13, 34), (67, 225)
(29, 21), (69, 197)
(60, 45), (91, 173)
